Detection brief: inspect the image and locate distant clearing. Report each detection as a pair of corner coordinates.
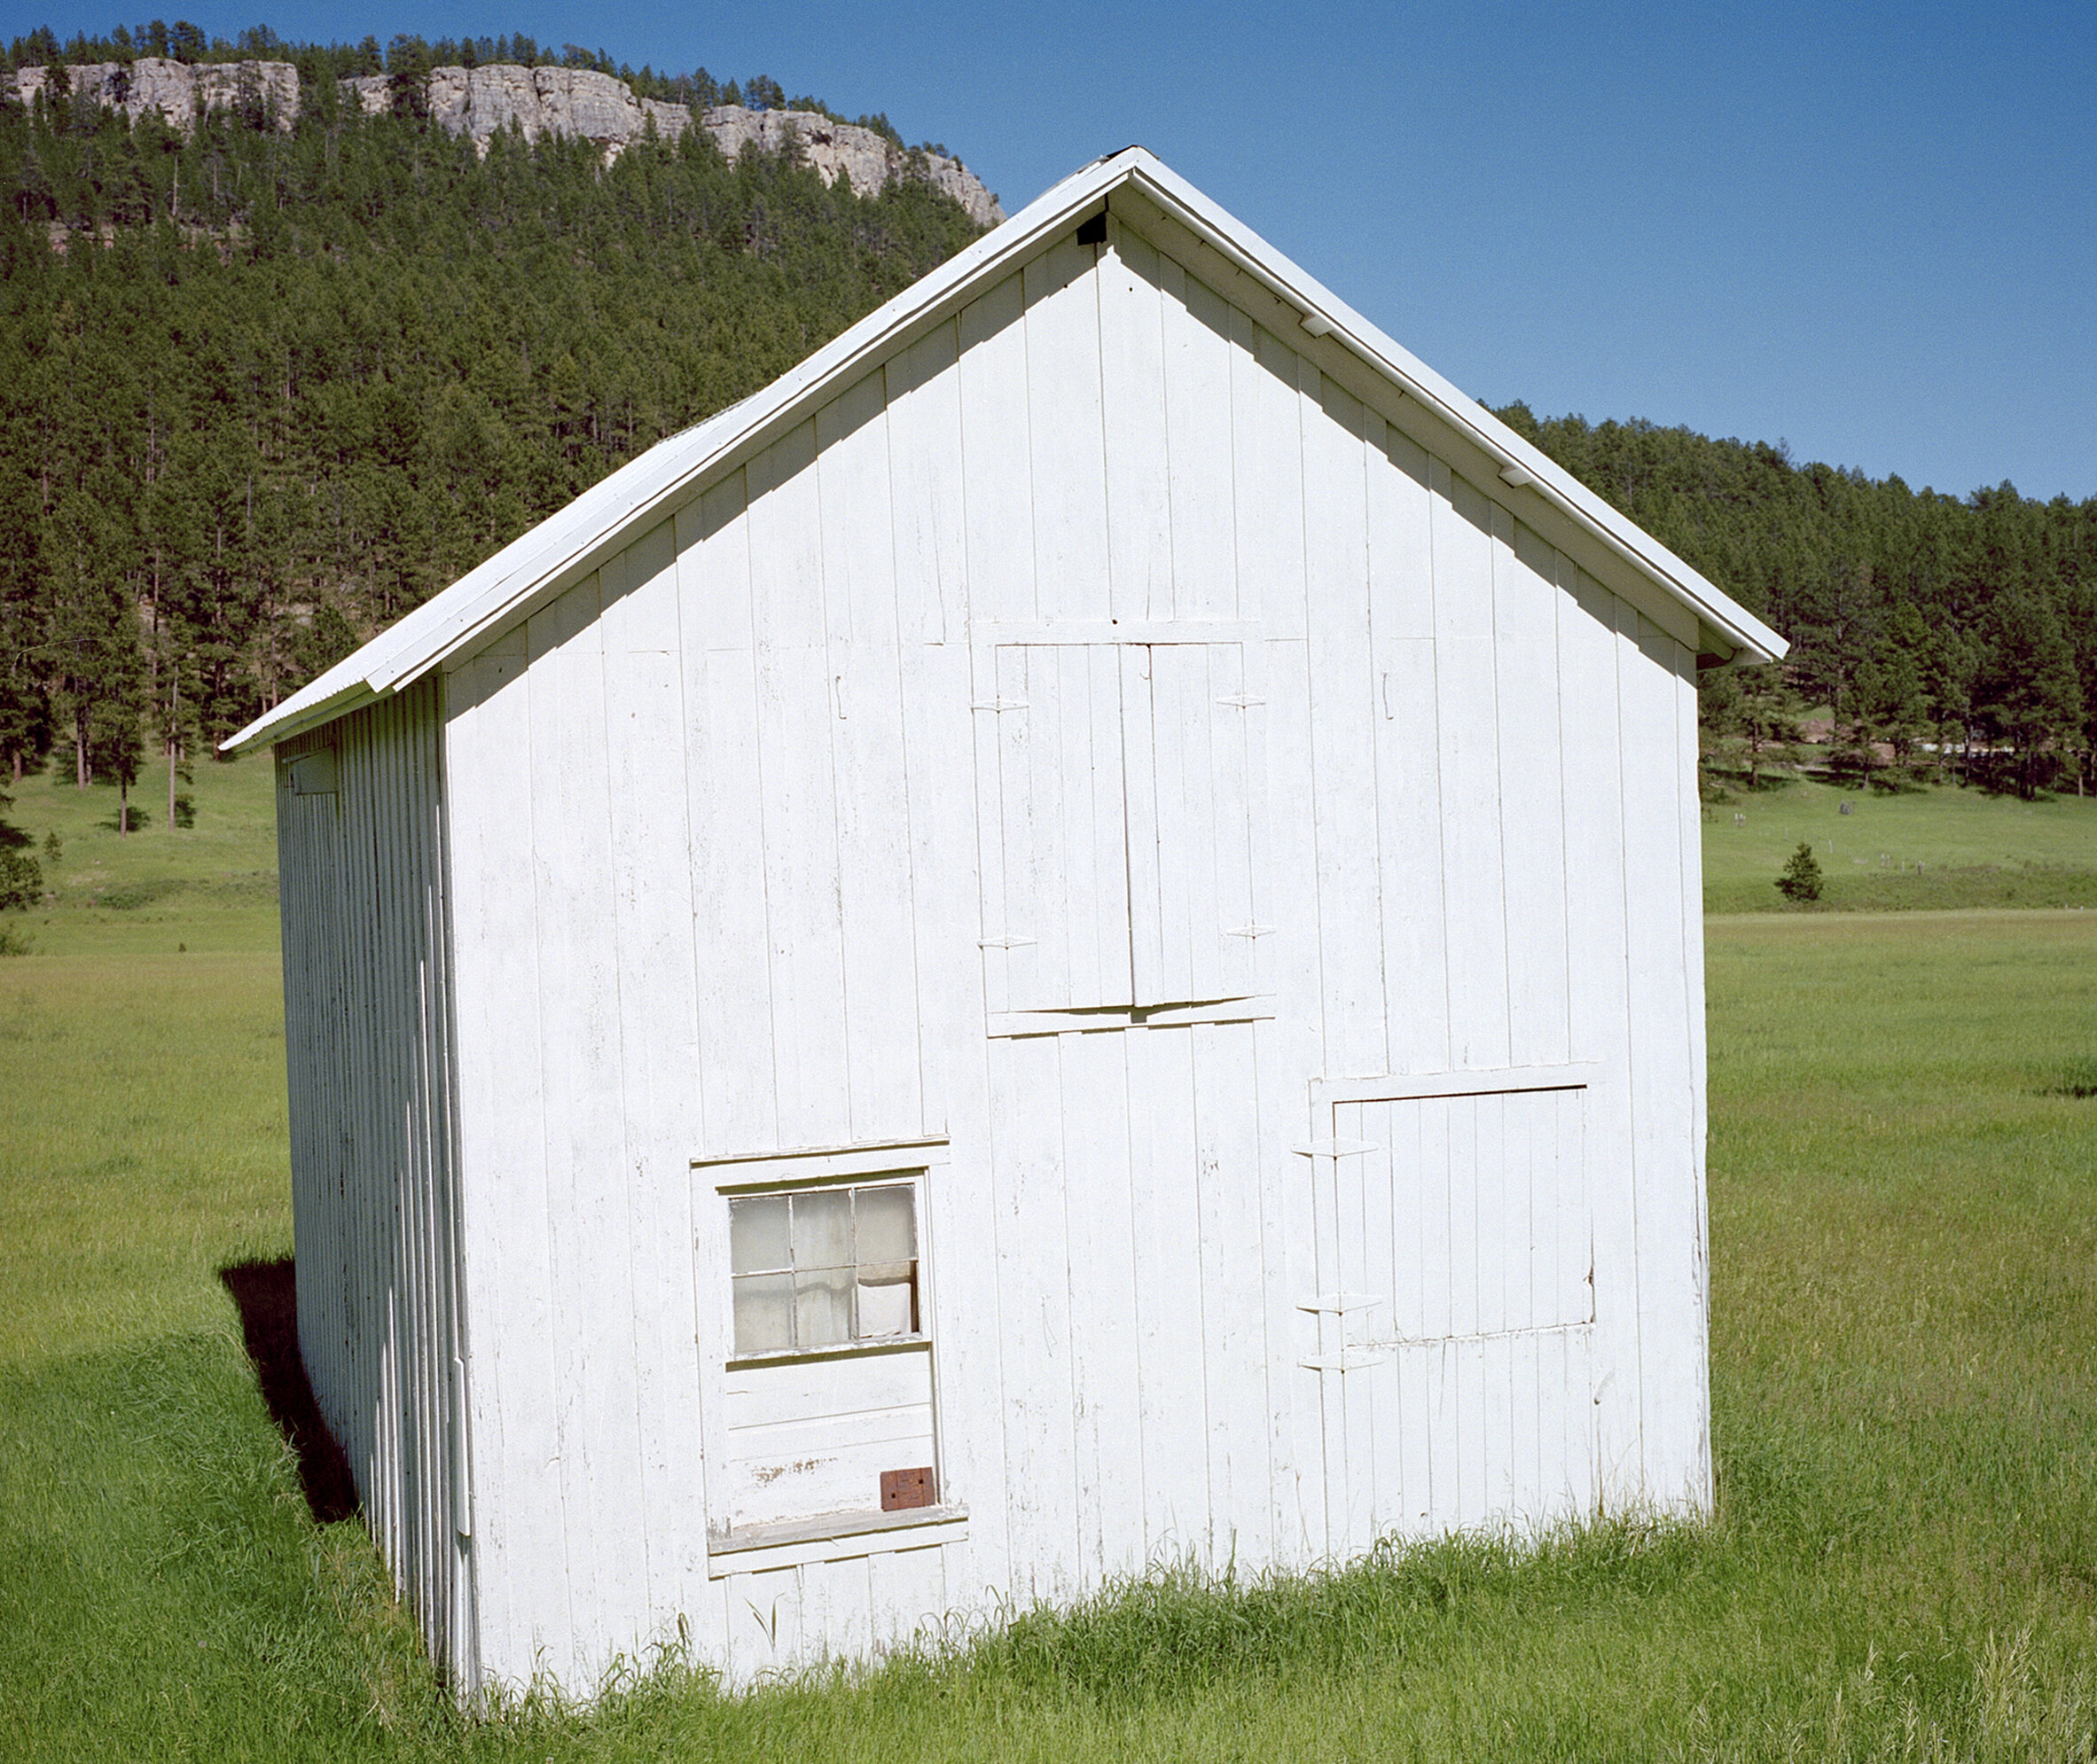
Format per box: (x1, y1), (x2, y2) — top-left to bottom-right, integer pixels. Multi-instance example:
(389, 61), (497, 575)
(1702, 777), (2097, 911)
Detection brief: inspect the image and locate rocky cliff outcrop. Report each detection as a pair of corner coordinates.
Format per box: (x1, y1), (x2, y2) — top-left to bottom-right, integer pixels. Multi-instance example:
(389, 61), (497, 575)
(339, 66), (1003, 225)
(10, 57), (299, 133)
(10, 57), (1001, 226)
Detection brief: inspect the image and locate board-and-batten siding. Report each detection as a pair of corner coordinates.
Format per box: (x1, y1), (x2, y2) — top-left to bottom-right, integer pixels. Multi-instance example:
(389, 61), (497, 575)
(275, 676), (474, 1682)
(433, 204), (1709, 1691)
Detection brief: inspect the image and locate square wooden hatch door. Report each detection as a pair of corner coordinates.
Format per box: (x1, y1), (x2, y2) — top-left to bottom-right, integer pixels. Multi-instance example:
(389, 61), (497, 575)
(1303, 1081), (1600, 1553)
(974, 640), (1265, 1016)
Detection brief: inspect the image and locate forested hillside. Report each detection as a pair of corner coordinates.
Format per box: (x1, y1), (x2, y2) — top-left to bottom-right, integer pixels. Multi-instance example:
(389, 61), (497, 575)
(1493, 407), (2097, 796)
(0, 23), (982, 796)
(1, 21), (2091, 814)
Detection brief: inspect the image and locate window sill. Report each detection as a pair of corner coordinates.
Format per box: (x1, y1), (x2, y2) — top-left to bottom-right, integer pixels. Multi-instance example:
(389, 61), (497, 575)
(726, 1334), (928, 1373)
(706, 1503), (968, 1578)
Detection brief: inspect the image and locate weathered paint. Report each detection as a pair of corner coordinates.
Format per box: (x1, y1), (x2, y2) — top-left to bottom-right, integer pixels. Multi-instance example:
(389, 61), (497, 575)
(272, 172), (1739, 1701)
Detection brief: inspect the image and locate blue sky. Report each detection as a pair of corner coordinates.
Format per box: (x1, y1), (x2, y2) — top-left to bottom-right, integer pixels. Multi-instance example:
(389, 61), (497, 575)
(11, 0), (2094, 501)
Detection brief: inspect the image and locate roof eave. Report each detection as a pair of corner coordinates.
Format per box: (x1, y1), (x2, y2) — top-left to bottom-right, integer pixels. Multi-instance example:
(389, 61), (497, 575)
(1116, 158), (1788, 664)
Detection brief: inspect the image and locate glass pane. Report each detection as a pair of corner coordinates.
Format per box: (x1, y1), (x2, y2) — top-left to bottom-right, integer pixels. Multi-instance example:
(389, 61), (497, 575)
(732, 1272), (793, 1355)
(857, 1264), (916, 1339)
(791, 1190), (852, 1270)
(854, 1184), (916, 1265)
(729, 1195), (789, 1275)
(794, 1265), (853, 1347)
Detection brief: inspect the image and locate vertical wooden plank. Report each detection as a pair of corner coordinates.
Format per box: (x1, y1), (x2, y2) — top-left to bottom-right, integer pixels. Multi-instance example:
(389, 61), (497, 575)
(1505, 1329), (1540, 1526)
(1331, 1120), (1375, 1557)
(1126, 1026), (1210, 1557)
(1144, 643), (1239, 1003)
(1496, 513), (1572, 1068)
(1475, 1093), (1506, 1337)
(1231, 306), (1318, 1568)
(818, 375), (924, 1144)
(1453, 1331), (1490, 1531)
(729, 1566), (803, 1680)
(1009, 644), (1132, 1010)
(868, 1544), (947, 1656)
(1191, 1022), (1271, 1567)
(988, 1034), (1079, 1601)
(883, 322), (966, 644)
(524, 573), (637, 1670)
(1623, 609), (1700, 1510)
(1556, 565), (1641, 1505)
(1057, 1029), (1143, 1580)
(1303, 373), (1385, 1079)
(1121, 645), (1164, 1003)
(1390, 1118), (1435, 1534)
(1160, 263), (1239, 621)
(958, 272), (1037, 625)
(1352, 1096), (1402, 1540)
(747, 421), (851, 1150)
(800, 1556), (872, 1666)
(972, 646), (1021, 1019)
(677, 478), (777, 1157)
(1366, 423), (1448, 1075)
(1023, 238), (1110, 624)
(1097, 220), (1173, 622)
(1232, 317), (1308, 637)
(599, 521), (709, 1635)
(1444, 1096), (1477, 1339)
(1430, 462), (1511, 1070)
(1421, 1338), (1459, 1535)
(1676, 639), (1715, 1516)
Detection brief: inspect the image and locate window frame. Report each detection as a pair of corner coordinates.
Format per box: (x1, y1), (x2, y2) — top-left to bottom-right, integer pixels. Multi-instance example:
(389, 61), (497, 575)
(725, 1177), (925, 1364)
(692, 1137), (958, 1562)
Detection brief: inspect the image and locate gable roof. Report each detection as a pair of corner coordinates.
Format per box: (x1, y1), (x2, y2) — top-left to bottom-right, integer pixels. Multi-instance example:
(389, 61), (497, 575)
(224, 146), (1784, 756)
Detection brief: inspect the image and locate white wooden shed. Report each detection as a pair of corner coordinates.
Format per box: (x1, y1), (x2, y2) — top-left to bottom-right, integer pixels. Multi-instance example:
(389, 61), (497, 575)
(227, 146), (1786, 1698)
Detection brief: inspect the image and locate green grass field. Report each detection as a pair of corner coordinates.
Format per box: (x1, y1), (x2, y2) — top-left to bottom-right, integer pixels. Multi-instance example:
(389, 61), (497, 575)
(3, 753), (281, 957)
(1702, 775), (2097, 913)
(2, 765), (2095, 1759)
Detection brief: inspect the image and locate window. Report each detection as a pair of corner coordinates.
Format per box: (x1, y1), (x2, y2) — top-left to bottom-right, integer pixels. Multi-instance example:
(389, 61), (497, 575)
(728, 1182), (919, 1358)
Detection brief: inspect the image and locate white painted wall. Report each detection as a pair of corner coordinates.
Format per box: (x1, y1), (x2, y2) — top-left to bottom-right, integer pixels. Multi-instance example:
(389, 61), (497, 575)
(277, 680), (475, 1682)
(414, 199), (1710, 1695)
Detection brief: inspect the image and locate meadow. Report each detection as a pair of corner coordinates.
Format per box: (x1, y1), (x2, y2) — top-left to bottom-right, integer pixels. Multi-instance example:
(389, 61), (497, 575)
(1, 760), (2094, 1760)
(1701, 774), (2097, 912)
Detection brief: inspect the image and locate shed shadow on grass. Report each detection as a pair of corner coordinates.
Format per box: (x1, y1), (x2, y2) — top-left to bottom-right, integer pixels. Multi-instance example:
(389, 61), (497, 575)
(218, 1256), (358, 1523)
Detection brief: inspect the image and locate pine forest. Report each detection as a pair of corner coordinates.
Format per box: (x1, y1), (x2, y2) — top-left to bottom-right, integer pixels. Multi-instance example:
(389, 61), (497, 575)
(1, 21), (2093, 828)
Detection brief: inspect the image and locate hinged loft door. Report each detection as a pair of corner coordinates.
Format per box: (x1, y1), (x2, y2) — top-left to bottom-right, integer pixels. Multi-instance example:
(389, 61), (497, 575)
(974, 637), (1264, 1017)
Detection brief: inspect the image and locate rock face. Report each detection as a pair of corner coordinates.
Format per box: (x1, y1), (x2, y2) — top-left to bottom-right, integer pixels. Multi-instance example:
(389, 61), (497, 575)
(339, 67), (1002, 226)
(10, 57), (299, 133)
(698, 105), (1000, 228)
(11, 57), (1002, 227)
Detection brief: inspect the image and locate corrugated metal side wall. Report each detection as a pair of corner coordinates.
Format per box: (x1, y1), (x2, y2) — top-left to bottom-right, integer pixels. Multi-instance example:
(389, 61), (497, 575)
(276, 675), (476, 1686)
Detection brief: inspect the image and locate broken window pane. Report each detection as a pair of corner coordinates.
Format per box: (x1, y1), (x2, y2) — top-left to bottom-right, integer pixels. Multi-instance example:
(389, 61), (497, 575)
(857, 1263), (916, 1339)
(732, 1271), (794, 1355)
(730, 1194), (791, 1274)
